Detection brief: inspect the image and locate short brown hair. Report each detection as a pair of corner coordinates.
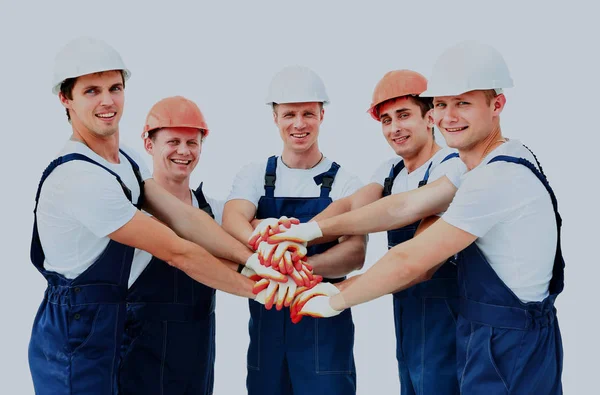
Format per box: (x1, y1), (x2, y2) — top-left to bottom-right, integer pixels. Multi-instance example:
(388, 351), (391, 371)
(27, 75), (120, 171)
(375, 95), (434, 135)
(59, 70), (126, 122)
(375, 95), (432, 119)
(483, 89), (499, 105)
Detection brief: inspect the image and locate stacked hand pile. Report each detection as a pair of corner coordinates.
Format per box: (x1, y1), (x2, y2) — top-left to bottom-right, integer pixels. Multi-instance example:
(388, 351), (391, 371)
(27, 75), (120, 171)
(244, 217), (341, 322)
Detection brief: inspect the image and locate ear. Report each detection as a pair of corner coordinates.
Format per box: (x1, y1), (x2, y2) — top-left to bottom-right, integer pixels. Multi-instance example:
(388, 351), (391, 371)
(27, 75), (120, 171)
(426, 108), (434, 129)
(58, 92), (71, 110)
(492, 94), (507, 116)
(319, 107), (325, 125)
(144, 137), (153, 155)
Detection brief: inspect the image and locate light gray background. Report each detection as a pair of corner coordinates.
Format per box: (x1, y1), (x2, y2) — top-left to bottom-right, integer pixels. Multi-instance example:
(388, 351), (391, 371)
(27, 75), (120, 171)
(0, 1), (597, 393)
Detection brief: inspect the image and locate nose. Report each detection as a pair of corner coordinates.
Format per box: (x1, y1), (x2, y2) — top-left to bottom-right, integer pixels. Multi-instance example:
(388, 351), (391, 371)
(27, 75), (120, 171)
(176, 143), (191, 155)
(294, 115), (306, 130)
(99, 90), (115, 106)
(391, 118), (403, 134)
(443, 106), (459, 124)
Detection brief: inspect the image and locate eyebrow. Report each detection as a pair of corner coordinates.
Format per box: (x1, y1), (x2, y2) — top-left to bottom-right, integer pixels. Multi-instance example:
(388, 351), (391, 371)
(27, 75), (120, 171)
(380, 107), (410, 118)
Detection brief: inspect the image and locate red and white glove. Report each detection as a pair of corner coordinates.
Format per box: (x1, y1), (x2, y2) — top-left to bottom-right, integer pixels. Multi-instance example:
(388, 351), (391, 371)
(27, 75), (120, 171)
(256, 241), (308, 274)
(244, 253), (287, 283)
(248, 216), (301, 250)
(253, 276), (301, 310)
(266, 221), (323, 245)
(290, 282), (341, 323)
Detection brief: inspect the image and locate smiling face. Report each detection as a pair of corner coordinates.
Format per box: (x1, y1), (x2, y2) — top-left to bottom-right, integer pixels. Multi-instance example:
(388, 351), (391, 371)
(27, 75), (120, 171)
(59, 70), (125, 138)
(273, 102), (324, 154)
(378, 96), (434, 159)
(145, 127), (203, 182)
(432, 90), (505, 152)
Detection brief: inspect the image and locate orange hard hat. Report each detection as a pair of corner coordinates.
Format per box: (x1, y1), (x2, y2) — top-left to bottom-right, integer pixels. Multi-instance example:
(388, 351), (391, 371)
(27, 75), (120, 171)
(367, 70), (428, 121)
(142, 96), (209, 138)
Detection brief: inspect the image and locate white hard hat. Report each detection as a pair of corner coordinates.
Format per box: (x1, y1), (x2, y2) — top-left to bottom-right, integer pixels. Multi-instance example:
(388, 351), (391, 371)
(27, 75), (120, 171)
(421, 41), (513, 97)
(265, 65), (329, 105)
(52, 37), (131, 94)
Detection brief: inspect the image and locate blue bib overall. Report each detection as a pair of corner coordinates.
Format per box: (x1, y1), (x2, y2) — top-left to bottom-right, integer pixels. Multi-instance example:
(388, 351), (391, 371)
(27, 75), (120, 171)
(246, 156), (356, 395)
(456, 155), (564, 394)
(384, 153), (460, 395)
(28, 151), (144, 395)
(118, 183), (216, 395)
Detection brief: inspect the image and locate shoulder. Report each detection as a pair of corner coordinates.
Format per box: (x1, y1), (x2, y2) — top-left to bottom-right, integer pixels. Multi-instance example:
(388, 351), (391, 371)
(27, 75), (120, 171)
(429, 147), (467, 186)
(236, 158), (270, 177)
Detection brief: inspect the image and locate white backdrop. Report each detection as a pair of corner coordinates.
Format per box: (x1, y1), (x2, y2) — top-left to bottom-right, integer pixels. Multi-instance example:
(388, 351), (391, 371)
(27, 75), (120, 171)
(0, 1), (597, 393)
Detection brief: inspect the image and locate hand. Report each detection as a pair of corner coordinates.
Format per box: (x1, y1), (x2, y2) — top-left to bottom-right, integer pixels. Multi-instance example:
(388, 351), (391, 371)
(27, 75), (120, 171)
(248, 216), (301, 250)
(290, 282), (340, 323)
(266, 221), (323, 245)
(248, 218), (280, 250)
(255, 276), (301, 310)
(256, 241), (307, 274)
(244, 253), (287, 283)
(298, 295), (343, 319)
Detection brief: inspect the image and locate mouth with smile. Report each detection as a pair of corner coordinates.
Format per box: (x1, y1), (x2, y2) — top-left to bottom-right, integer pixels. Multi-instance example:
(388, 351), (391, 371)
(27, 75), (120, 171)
(95, 112), (117, 122)
(391, 135), (410, 145)
(444, 126), (468, 133)
(171, 158), (192, 166)
(290, 132), (309, 140)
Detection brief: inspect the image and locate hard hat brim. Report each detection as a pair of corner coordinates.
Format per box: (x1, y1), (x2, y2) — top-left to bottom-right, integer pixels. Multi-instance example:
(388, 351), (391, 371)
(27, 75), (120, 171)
(52, 68), (131, 95)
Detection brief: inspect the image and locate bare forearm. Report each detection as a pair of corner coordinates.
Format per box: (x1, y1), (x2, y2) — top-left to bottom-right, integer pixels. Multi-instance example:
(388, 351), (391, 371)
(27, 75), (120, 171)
(309, 236), (366, 278)
(149, 205), (252, 264)
(170, 239), (255, 298)
(311, 197), (352, 222)
(331, 247), (423, 310)
(222, 210), (254, 245)
(318, 187), (446, 238)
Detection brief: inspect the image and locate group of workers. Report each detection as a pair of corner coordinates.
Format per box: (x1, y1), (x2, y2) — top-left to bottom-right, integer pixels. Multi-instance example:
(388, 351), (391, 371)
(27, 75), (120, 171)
(27, 36), (565, 395)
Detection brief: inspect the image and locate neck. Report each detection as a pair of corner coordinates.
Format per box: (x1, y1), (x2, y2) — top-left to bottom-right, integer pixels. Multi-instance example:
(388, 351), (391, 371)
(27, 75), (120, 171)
(153, 170), (192, 204)
(71, 125), (120, 163)
(281, 144), (323, 169)
(403, 139), (441, 173)
(460, 122), (505, 170)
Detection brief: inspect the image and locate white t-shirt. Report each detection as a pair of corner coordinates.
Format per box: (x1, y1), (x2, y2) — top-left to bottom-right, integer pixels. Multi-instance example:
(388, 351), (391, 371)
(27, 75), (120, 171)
(442, 139), (557, 302)
(227, 156), (362, 207)
(370, 147), (466, 194)
(130, 190), (224, 288)
(36, 140), (152, 279)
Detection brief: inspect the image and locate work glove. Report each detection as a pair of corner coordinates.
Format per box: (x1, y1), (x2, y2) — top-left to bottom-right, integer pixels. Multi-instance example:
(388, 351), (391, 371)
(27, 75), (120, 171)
(290, 282), (340, 323)
(297, 295), (343, 319)
(248, 216), (301, 250)
(266, 221), (323, 245)
(257, 276), (300, 310)
(244, 253), (287, 283)
(256, 241), (307, 273)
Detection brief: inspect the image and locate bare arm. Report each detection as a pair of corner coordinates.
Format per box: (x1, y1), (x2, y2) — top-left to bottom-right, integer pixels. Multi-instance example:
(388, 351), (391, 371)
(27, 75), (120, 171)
(110, 211), (255, 298)
(330, 219), (476, 310)
(389, 215), (444, 293)
(222, 199), (257, 244)
(142, 179), (253, 264)
(317, 176), (458, 238)
(308, 235), (367, 278)
(311, 183), (384, 222)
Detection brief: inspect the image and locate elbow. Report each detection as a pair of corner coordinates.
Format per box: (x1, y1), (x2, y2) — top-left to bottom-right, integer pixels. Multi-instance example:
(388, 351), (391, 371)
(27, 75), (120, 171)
(390, 249), (426, 284)
(163, 238), (191, 271)
(351, 240), (367, 271)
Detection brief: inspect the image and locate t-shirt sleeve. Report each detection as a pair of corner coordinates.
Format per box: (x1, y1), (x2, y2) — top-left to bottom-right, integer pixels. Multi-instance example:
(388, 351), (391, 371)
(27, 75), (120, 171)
(442, 163), (531, 237)
(226, 162), (263, 208)
(60, 163), (138, 238)
(205, 196), (225, 226)
(428, 155), (467, 188)
(370, 158), (397, 186)
(338, 173), (363, 198)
